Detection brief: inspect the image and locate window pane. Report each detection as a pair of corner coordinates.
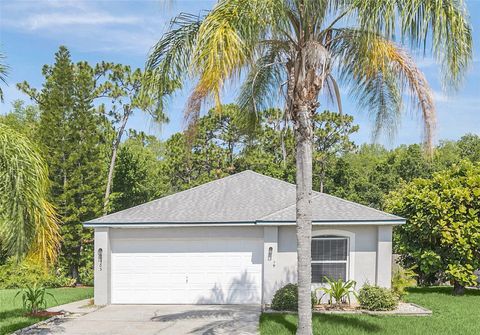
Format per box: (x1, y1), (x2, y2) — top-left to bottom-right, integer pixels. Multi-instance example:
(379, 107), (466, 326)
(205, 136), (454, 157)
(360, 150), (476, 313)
(311, 238), (347, 261)
(312, 263), (346, 283)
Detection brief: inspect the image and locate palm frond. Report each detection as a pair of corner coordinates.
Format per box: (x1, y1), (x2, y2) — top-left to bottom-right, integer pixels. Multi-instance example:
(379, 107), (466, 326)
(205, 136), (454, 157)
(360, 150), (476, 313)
(0, 51), (9, 102)
(0, 124), (60, 264)
(145, 12), (202, 106)
(347, 0), (472, 88)
(237, 46), (285, 126)
(331, 29), (435, 152)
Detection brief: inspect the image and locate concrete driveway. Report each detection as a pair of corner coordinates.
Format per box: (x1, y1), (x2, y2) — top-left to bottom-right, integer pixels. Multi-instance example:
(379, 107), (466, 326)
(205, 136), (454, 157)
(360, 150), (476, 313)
(23, 304), (261, 335)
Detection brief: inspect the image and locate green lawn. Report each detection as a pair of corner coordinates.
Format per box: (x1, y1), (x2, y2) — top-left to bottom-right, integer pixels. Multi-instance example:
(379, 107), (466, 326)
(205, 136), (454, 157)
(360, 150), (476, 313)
(260, 287), (480, 335)
(0, 287), (93, 335)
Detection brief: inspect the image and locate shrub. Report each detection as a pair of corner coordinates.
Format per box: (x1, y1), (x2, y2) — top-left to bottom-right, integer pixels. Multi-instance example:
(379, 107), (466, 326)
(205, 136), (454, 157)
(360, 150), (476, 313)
(315, 277), (357, 305)
(358, 284), (398, 311)
(0, 259), (75, 289)
(271, 283), (316, 311)
(392, 266), (417, 298)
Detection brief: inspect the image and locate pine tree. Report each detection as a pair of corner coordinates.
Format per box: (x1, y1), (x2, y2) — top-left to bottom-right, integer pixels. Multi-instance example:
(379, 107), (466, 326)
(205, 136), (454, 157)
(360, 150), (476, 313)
(18, 47), (107, 282)
(61, 61), (107, 282)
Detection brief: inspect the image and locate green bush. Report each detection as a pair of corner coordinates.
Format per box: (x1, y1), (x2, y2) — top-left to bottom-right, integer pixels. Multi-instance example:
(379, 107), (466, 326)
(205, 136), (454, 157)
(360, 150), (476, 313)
(271, 283), (316, 311)
(392, 266), (417, 298)
(358, 284), (398, 311)
(0, 259), (75, 289)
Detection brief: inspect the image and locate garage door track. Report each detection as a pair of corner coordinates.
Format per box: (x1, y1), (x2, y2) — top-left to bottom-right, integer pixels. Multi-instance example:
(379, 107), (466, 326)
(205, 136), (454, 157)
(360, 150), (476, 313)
(22, 304), (260, 335)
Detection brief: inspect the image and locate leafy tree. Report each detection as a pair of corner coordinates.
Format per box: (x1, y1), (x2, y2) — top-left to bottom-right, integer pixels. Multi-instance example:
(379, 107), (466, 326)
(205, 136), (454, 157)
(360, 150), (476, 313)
(0, 100), (39, 139)
(386, 161), (480, 295)
(146, 1), (471, 332)
(159, 105), (246, 193)
(457, 134), (480, 162)
(0, 124), (60, 265)
(110, 131), (164, 212)
(236, 107), (296, 182)
(18, 47), (108, 281)
(312, 110), (358, 192)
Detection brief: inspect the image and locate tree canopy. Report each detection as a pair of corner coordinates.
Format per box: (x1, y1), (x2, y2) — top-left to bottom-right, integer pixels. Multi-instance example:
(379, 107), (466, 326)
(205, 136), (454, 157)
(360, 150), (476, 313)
(386, 160), (480, 294)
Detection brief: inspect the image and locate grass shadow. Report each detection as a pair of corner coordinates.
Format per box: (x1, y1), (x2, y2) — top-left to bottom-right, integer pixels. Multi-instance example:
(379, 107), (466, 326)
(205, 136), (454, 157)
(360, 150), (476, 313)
(314, 314), (382, 333)
(261, 313), (382, 334)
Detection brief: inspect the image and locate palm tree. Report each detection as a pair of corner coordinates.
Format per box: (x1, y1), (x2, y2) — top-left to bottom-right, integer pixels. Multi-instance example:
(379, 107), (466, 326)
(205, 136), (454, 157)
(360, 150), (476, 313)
(145, 1), (472, 333)
(0, 51), (8, 102)
(0, 123), (60, 265)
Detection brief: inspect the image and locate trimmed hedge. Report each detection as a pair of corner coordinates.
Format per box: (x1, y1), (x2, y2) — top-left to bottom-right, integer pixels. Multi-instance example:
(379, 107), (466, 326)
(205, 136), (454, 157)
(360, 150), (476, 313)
(358, 284), (398, 311)
(271, 283), (316, 311)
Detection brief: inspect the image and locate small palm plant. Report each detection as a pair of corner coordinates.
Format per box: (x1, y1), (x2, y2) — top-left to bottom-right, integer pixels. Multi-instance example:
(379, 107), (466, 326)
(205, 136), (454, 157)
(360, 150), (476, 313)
(15, 285), (56, 314)
(316, 277), (357, 306)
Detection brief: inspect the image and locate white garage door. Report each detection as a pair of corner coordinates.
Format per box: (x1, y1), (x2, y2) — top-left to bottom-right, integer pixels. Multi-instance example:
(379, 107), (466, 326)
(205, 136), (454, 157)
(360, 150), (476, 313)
(111, 237), (263, 304)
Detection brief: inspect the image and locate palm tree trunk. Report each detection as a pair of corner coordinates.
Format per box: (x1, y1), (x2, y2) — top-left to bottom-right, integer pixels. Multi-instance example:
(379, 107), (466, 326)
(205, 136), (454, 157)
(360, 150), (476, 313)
(294, 105), (313, 335)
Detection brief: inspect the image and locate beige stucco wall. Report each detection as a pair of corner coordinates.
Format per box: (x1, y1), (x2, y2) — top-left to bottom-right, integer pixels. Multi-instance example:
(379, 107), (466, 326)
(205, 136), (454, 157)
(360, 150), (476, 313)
(262, 225), (393, 304)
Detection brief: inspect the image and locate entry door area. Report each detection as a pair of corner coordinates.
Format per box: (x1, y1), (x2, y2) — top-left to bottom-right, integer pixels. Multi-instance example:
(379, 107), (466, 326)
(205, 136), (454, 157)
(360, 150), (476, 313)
(110, 236), (263, 304)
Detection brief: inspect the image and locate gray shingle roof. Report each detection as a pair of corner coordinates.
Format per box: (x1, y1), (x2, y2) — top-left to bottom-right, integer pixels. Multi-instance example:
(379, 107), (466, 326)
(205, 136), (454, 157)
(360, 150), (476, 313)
(86, 170), (404, 225)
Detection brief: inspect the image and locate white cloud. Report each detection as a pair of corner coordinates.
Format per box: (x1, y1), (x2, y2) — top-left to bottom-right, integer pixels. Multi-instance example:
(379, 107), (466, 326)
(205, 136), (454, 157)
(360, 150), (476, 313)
(1, 1), (141, 31)
(0, 0), (168, 55)
(20, 13), (140, 30)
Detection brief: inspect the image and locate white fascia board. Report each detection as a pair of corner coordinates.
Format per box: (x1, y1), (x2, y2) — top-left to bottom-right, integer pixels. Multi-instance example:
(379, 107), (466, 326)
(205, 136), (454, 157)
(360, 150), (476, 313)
(84, 220), (405, 228)
(256, 220), (405, 226)
(83, 222), (257, 228)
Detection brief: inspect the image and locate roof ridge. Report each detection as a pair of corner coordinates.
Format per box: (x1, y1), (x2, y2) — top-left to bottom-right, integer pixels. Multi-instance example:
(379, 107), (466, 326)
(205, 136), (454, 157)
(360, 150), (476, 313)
(87, 171), (252, 223)
(257, 194), (323, 221)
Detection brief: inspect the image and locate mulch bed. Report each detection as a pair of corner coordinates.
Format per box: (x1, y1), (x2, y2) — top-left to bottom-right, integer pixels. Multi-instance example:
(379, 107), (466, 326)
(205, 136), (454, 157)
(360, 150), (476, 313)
(313, 304), (357, 311)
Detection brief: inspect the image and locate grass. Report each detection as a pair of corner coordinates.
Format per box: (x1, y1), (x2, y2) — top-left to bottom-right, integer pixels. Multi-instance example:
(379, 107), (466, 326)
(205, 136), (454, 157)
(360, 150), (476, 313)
(260, 287), (480, 335)
(0, 287), (93, 335)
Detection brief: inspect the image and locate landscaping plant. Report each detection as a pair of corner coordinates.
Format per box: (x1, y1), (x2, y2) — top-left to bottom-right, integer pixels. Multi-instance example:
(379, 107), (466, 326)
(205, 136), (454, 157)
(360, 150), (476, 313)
(357, 284), (398, 311)
(392, 266), (417, 298)
(14, 285), (57, 314)
(271, 284), (316, 311)
(315, 277), (357, 306)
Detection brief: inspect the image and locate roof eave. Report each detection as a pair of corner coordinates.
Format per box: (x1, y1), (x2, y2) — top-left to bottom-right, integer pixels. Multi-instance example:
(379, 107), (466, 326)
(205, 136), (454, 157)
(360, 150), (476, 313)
(84, 219), (406, 228)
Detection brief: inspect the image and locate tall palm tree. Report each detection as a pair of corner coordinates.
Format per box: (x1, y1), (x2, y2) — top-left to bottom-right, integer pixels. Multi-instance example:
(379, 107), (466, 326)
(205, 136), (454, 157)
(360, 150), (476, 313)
(0, 123), (60, 265)
(145, 1), (472, 333)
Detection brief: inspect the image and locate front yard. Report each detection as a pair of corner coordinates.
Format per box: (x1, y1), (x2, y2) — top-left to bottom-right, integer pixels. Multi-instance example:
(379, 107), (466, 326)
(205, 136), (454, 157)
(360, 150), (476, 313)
(260, 287), (480, 335)
(0, 287), (93, 335)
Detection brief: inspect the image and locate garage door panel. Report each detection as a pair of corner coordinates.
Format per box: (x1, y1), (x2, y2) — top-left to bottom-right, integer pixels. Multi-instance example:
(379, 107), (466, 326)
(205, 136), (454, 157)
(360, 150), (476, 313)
(111, 237), (262, 304)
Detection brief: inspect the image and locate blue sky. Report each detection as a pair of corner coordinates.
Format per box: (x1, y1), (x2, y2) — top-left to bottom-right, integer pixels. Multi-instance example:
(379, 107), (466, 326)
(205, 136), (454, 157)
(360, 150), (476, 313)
(1, 0), (479, 147)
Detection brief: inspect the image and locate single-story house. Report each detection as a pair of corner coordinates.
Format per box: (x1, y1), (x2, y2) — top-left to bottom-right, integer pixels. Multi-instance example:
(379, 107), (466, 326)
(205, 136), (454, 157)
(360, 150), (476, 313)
(85, 170), (405, 306)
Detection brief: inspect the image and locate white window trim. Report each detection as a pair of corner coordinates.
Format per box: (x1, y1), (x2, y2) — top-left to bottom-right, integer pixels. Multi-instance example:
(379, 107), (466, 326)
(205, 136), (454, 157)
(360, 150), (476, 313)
(311, 229), (355, 289)
(311, 236), (349, 283)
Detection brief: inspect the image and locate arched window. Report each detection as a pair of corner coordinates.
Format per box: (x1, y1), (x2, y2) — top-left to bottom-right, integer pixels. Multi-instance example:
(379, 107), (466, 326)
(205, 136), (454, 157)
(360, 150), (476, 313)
(311, 235), (348, 283)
